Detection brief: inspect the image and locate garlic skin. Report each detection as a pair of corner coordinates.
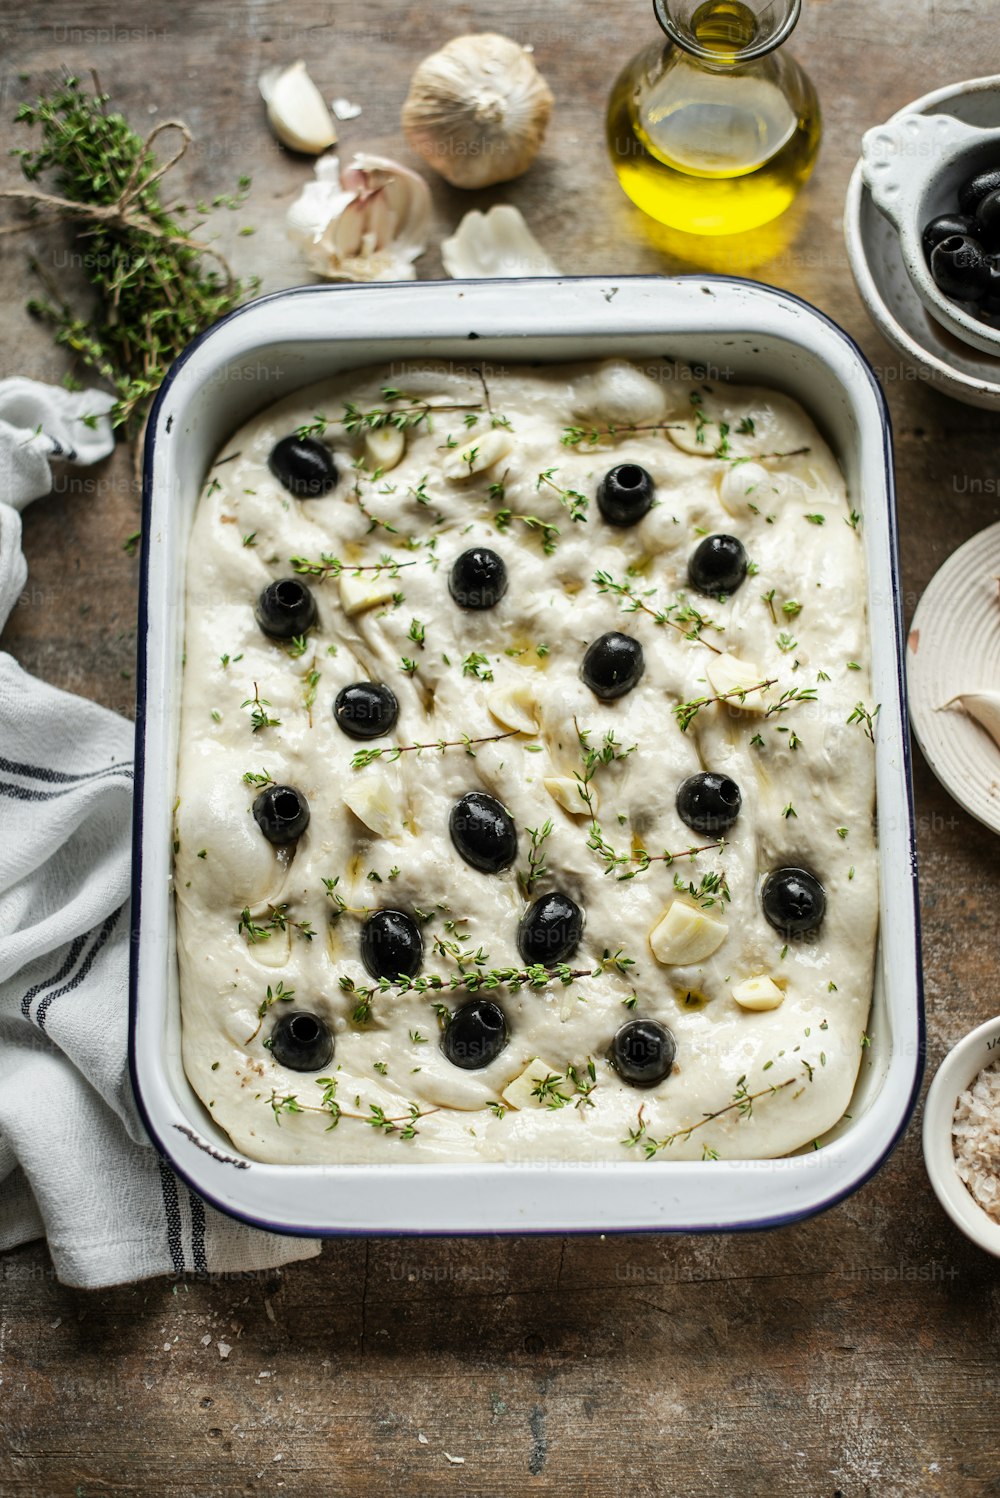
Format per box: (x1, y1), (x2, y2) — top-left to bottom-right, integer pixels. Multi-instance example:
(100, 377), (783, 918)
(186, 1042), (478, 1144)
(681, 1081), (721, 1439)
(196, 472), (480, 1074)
(259, 61), (337, 155)
(442, 204), (559, 278)
(287, 153), (430, 282)
(940, 691), (1000, 753)
(402, 33), (553, 189)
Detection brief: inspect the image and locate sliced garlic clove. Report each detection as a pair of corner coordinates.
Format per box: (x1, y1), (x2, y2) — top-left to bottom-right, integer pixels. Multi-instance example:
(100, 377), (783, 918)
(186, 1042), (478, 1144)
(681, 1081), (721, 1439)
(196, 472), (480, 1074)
(260, 60), (337, 155)
(940, 691), (1000, 752)
(342, 773), (404, 839)
(649, 900), (728, 965)
(544, 775), (594, 818)
(732, 975), (784, 1011)
(487, 684), (539, 736)
(364, 424), (406, 472)
(339, 572), (399, 616)
(705, 654), (770, 713)
(443, 428), (514, 480)
(441, 204), (559, 278)
(501, 1057), (566, 1110)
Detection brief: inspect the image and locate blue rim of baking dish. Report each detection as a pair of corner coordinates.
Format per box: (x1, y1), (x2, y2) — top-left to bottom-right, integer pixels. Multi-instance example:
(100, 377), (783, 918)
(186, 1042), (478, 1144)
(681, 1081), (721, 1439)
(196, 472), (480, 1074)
(129, 274), (925, 1240)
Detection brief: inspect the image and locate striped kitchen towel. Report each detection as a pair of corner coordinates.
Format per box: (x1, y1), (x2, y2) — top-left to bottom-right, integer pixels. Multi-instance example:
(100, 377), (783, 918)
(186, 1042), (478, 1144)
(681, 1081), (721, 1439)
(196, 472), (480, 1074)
(0, 378), (319, 1287)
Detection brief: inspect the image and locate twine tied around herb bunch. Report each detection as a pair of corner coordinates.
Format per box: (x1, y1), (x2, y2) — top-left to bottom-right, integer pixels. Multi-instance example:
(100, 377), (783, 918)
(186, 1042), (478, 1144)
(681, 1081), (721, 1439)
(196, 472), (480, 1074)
(0, 74), (255, 443)
(0, 117), (234, 289)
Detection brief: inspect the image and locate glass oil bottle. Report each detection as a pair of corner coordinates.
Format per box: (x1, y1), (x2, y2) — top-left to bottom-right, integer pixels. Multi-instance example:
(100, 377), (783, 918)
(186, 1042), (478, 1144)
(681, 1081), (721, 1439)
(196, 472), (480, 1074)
(607, 0), (821, 236)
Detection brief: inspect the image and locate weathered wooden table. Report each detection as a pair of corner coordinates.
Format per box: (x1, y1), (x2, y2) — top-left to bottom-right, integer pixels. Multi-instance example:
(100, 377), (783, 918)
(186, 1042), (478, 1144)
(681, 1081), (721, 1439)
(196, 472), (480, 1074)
(2, 2), (999, 1494)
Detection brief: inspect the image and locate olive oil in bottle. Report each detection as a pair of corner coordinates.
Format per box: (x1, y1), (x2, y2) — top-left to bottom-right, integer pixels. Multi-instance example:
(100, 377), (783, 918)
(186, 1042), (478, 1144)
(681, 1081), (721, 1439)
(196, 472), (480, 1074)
(607, 0), (821, 236)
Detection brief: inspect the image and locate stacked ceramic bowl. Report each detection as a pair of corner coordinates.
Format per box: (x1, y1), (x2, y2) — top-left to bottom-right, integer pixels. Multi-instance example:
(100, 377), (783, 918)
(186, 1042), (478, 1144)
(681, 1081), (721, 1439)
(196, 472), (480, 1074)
(845, 73), (1000, 408)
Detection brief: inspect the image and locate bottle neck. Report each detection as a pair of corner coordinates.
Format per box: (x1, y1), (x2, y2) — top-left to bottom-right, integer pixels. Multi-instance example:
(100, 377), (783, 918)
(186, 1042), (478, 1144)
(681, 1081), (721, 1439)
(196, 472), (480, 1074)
(653, 0), (801, 66)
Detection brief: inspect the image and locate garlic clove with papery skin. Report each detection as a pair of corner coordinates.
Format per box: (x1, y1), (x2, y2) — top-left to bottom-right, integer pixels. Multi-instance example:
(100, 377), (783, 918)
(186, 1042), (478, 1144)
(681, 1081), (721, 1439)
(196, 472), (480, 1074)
(441, 204), (559, 279)
(402, 33), (554, 189)
(940, 691), (1000, 753)
(259, 61), (337, 155)
(287, 153), (430, 283)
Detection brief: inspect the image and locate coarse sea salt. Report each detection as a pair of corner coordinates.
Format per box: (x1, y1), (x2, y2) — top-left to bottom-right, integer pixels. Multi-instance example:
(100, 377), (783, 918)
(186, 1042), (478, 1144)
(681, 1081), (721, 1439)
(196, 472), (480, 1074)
(952, 1057), (1000, 1222)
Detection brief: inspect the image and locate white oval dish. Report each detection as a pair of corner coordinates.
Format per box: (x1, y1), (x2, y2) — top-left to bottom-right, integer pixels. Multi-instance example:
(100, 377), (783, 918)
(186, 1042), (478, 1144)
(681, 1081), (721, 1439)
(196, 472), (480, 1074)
(908, 520), (1000, 836)
(133, 276), (922, 1237)
(923, 1014), (1000, 1258)
(845, 74), (1000, 409)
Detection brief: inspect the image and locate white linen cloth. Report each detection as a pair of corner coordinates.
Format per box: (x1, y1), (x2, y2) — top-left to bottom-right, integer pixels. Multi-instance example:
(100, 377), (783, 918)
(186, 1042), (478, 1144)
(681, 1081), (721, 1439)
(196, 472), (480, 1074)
(0, 378), (320, 1287)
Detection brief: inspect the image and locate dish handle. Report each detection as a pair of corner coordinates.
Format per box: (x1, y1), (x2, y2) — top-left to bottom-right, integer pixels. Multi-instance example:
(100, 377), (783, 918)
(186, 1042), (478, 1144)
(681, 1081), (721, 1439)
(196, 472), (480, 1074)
(861, 112), (998, 236)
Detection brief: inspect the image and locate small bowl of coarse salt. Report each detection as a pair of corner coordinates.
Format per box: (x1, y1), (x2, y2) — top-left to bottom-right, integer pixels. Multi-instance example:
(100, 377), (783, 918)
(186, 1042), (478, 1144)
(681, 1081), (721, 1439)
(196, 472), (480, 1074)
(924, 1015), (1000, 1258)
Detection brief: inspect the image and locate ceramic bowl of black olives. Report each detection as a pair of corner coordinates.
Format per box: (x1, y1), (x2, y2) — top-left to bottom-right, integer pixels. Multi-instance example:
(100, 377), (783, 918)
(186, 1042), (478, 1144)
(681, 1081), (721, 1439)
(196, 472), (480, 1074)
(862, 109), (1000, 355)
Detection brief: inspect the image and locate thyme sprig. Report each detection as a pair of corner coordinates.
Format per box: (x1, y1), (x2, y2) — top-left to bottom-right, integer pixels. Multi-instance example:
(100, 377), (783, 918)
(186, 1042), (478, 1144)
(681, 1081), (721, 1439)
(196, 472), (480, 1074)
(767, 685), (819, 716)
(342, 963), (592, 1025)
(245, 979), (294, 1046)
(532, 1059), (598, 1111)
(673, 870), (730, 909)
(241, 683), (280, 734)
(536, 468), (589, 524)
(592, 571), (724, 655)
(268, 1078), (438, 1138)
(238, 903), (315, 946)
(623, 1068), (813, 1158)
(594, 833), (726, 882)
(242, 768), (275, 789)
(493, 506), (561, 556)
(561, 421), (683, 446)
(290, 552), (416, 581)
(314, 389), (484, 440)
(674, 678), (818, 732)
(350, 728), (519, 770)
(519, 820), (554, 898)
(847, 701), (880, 741)
(674, 678), (776, 732)
(3, 76), (255, 433)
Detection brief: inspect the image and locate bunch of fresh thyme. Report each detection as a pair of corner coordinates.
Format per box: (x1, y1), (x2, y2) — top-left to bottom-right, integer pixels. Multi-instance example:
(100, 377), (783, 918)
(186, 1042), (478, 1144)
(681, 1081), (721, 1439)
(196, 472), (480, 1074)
(3, 74), (256, 434)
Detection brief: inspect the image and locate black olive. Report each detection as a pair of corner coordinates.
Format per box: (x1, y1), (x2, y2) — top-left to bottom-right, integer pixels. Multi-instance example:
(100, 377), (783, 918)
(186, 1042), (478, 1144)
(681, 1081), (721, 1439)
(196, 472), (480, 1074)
(517, 892), (584, 965)
(676, 772), (742, 834)
(922, 212), (979, 261)
(269, 1011), (334, 1071)
(255, 577), (318, 640)
(761, 866), (826, 937)
(581, 631), (645, 700)
(976, 190), (1000, 254)
(929, 234), (991, 302)
(252, 784), (310, 844)
(334, 682), (398, 740)
(442, 998), (509, 1070)
(449, 791), (517, 874)
(449, 547), (508, 610)
(360, 909), (423, 981)
(609, 1019), (676, 1087)
(268, 435), (338, 497)
(597, 463), (655, 527)
(959, 166), (1000, 217)
(688, 534), (748, 596)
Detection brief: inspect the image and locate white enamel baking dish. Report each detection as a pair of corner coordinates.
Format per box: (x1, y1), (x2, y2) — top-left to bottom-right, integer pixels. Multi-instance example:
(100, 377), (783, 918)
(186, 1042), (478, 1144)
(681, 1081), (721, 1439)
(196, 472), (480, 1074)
(131, 276), (924, 1236)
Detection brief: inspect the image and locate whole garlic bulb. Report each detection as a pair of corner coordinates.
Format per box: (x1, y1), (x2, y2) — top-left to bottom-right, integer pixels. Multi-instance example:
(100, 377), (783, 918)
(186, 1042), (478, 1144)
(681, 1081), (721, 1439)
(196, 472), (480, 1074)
(402, 33), (553, 189)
